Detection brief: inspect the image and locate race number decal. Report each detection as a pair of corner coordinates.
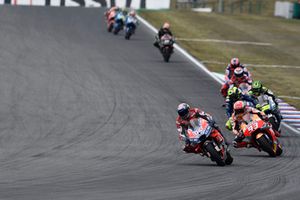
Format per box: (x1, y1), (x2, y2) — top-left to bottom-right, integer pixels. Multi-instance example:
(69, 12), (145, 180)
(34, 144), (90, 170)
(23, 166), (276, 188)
(247, 121), (258, 132)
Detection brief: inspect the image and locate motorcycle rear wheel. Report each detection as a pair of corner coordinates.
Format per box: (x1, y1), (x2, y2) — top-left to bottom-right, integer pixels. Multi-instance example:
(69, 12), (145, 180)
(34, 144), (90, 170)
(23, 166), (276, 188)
(163, 54), (170, 62)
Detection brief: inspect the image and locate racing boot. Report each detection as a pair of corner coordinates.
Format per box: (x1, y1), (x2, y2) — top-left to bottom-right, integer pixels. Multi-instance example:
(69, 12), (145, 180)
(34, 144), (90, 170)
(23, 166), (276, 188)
(233, 141), (253, 148)
(232, 134), (252, 148)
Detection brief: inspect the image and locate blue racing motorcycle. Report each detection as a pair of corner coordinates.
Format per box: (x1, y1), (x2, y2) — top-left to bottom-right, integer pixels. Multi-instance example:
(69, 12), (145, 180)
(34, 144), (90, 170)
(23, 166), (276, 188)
(113, 12), (125, 35)
(124, 16), (137, 40)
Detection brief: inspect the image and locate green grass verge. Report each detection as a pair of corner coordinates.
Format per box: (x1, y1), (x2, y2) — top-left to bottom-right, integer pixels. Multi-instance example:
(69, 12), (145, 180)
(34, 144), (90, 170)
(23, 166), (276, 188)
(171, 0), (297, 16)
(138, 10), (300, 109)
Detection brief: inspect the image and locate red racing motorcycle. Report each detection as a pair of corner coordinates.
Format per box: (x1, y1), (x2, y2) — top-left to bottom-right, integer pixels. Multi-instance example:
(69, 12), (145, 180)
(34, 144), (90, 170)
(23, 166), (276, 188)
(106, 11), (116, 32)
(183, 118), (233, 166)
(239, 113), (283, 157)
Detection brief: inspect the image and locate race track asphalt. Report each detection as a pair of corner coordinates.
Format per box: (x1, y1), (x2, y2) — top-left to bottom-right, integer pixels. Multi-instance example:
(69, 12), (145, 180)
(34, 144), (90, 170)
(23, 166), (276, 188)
(0, 6), (299, 200)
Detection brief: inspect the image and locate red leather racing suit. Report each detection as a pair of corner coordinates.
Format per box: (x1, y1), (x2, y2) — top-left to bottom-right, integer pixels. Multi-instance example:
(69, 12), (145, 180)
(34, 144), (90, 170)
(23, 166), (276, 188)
(176, 108), (225, 153)
(221, 64), (252, 97)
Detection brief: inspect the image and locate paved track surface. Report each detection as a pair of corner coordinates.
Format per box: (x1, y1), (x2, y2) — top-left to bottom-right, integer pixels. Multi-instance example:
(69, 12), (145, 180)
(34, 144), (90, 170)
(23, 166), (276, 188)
(0, 6), (300, 200)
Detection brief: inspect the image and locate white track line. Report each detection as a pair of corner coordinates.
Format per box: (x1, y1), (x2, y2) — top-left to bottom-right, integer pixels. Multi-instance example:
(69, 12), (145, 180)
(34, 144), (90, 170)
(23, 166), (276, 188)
(279, 96), (300, 100)
(137, 14), (300, 135)
(176, 38), (272, 46)
(281, 111), (300, 114)
(202, 60), (300, 69)
(136, 16), (223, 85)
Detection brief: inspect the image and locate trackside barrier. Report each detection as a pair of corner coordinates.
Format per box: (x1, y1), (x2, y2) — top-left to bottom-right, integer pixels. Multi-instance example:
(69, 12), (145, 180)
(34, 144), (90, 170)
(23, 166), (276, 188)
(0, 0), (170, 8)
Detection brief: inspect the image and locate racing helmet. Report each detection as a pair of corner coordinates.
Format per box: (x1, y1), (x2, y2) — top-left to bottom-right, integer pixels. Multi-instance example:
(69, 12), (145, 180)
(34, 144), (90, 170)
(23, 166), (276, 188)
(177, 103), (190, 119)
(228, 87), (241, 100)
(233, 101), (246, 115)
(129, 10), (136, 17)
(230, 58), (240, 68)
(252, 80), (263, 95)
(234, 67), (244, 78)
(163, 22), (170, 29)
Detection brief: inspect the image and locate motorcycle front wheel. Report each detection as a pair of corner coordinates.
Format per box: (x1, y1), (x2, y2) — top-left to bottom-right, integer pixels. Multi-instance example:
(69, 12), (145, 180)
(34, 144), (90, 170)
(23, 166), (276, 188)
(162, 48), (171, 62)
(204, 142), (225, 166)
(108, 23), (113, 32)
(256, 134), (276, 157)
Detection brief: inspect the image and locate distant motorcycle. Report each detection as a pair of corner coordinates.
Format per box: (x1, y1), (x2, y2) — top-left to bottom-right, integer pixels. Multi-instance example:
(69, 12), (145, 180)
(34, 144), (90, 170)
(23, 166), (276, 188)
(221, 67), (252, 98)
(106, 10), (116, 32)
(124, 16), (137, 40)
(238, 113), (282, 157)
(159, 34), (174, 62)
(182, 118), (233, 166)
(113, 12), (125, 35)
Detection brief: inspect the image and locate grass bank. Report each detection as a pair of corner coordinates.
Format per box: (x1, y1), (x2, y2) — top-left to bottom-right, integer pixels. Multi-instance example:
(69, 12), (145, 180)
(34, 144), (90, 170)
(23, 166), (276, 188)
(138, 10), (300, 108)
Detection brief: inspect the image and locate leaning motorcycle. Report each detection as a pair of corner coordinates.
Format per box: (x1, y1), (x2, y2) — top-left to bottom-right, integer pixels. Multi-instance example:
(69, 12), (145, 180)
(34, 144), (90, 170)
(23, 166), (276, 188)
(182, 118), (233, 166)
(239, 113), (283, 157)
(237, 82), (251, 95)
(159, 34), (174, 62)
(113, 12), (125, 35)
(124, 16), (137, 40)
(255, 95), (281, 133)
(106, 11), (116, 32)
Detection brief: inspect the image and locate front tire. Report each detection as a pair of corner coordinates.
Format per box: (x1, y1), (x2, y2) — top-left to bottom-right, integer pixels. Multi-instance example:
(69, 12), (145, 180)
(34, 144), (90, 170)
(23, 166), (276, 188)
(225, 151), (233, 165)
(162, 48), (171, 62)
(108, 23), (113, 32)
(113, 28), (119, 35)
(204, 142), (225, 166)
(125, 32), (131, 40)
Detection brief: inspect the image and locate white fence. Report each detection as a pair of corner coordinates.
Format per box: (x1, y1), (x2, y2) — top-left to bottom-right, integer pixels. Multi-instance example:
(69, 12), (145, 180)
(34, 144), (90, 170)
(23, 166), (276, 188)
(105, 0), (170, 9)
(0, 0), (170, 9)
(274, 1), (294, 19)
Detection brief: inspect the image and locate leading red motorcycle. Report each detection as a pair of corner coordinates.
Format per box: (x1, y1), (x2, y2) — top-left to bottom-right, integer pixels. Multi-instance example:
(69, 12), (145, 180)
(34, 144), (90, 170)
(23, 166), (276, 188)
(181, 118), (233, 166)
